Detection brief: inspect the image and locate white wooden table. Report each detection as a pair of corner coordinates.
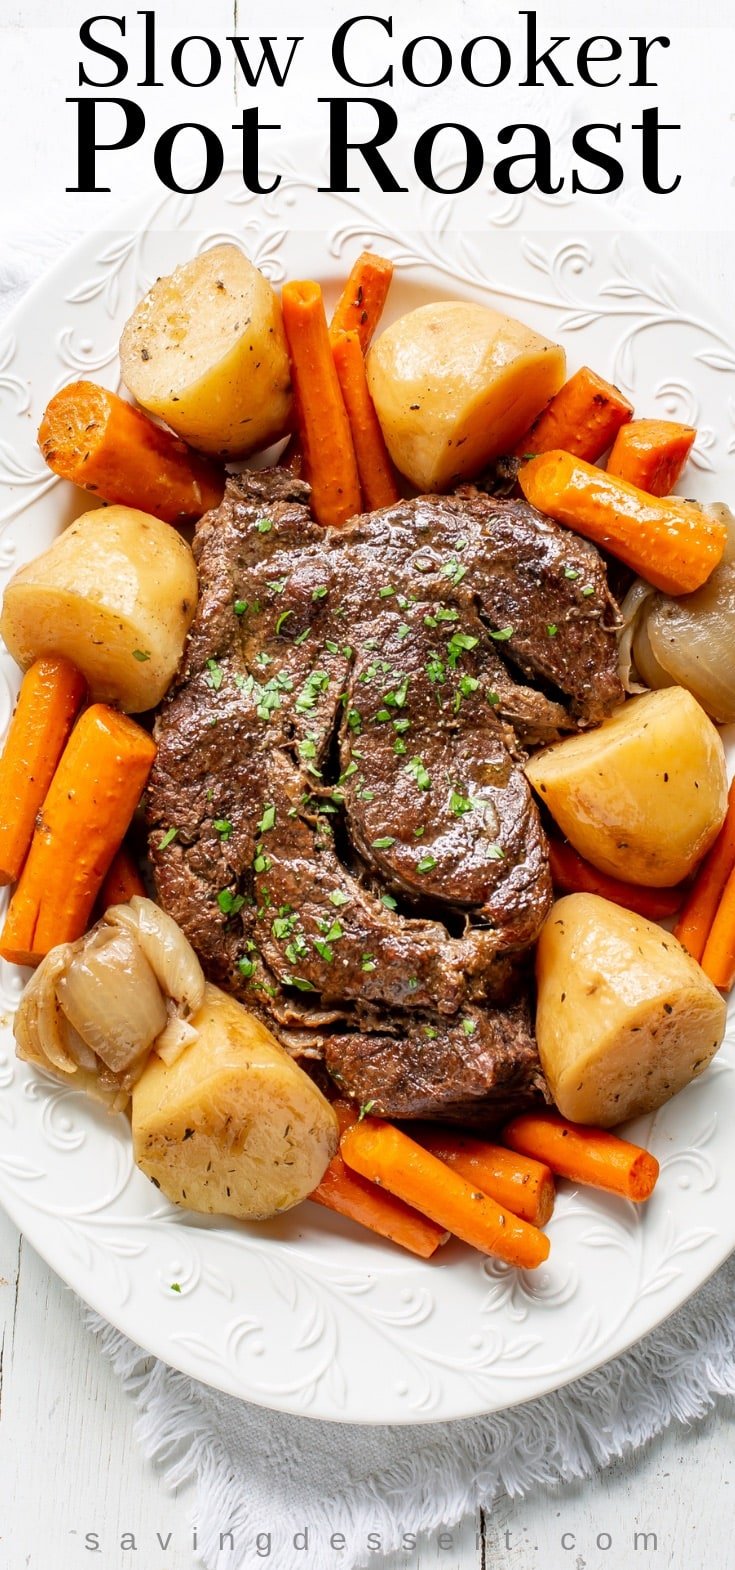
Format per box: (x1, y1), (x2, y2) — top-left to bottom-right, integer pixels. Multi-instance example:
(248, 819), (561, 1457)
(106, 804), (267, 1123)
(1, 3), (733, 1562)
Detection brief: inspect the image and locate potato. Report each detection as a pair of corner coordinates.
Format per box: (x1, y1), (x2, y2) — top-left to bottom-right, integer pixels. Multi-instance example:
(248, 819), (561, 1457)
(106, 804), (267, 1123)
(366, 302), (565, 491)
(132, 983), (339, 1220)
(526, 688), (728, 887)
(120, 244), (292, 459)
(0, 505), (197, 713)
(536, 893), (727, 1126)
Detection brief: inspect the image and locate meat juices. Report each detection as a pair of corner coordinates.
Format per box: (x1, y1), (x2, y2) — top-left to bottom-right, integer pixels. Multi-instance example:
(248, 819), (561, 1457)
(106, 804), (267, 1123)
(147, 471), (622, 1127)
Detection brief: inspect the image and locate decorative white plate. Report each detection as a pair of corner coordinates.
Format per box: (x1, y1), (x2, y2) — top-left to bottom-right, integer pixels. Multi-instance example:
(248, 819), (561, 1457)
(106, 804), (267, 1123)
(0, 159), (733, 1424)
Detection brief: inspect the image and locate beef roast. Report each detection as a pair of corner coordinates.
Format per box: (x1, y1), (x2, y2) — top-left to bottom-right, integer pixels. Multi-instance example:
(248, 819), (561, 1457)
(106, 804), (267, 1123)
(147, 471), (623, 1126)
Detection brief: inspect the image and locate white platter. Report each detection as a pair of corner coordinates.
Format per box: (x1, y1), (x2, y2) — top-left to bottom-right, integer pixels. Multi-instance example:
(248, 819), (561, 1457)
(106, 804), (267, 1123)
(0, 161), (734, 1424)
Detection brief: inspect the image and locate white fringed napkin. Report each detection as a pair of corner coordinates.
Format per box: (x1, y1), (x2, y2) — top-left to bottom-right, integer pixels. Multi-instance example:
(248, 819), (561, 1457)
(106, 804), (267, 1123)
(4, 234), (734, 1570)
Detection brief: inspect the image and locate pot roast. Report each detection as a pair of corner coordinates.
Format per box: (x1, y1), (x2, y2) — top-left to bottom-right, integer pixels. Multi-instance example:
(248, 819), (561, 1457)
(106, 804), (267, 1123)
(147, 471), (622, 1126)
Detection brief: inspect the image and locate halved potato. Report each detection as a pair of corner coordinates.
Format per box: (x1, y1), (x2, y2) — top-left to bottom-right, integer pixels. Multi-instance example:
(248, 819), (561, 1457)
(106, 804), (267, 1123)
(536, 893), (726, 1126)
(0, 505), (197, 713)
(132, 983), (339, 1220)
(120, 244), (292, 458)
(526, 688), (728, 887)
(366, 302), (565, 491)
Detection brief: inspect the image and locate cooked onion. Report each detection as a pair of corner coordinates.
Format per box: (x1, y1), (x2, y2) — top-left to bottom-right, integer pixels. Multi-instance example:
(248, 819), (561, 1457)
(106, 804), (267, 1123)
(155, 1005), (199, 1065)
(57, 925), (167, 1074)
(619, 504), (735, 723)
(15, 946), (77, 1075)
(106, 896), (205, 1020)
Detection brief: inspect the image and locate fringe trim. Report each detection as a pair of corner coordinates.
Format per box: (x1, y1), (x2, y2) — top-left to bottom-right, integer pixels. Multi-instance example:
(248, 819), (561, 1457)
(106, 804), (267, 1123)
(86, 1254), (734, 1570)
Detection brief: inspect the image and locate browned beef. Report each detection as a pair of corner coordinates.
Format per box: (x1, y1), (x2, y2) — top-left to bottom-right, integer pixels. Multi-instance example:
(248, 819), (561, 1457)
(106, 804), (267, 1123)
(147, 471), (622, 1126)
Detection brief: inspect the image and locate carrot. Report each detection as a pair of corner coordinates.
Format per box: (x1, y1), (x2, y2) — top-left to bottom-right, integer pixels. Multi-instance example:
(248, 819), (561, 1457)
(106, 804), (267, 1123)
(502, 1113), (659, 1203)
(674, 780), (735, 962)
(0, 705), (156, 966)
(311, 1157), (448, 1259)
(519, 450), (726, 596)
(99, 845), (147, 909)
(340, 1118), (550, 1268)
(38, 381), (225, 524)
(548, 839), (683, 922)
(281, 281), (363, 528)
(607, 418), (696, 497)
(700, 853), (735, 989)
(0, 657), (86, 886)
(328, 252), (394, 352)
(516, 367), (633, 463)
(412, 1126), (555, 1228)
(332, 330), (400, 510)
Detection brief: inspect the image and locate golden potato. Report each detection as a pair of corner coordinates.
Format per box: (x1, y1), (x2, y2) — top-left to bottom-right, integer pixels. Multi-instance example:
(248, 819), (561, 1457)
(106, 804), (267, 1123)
(526, 688), (727, 887)
(132, 983), (339, 1220)
(120, 244), (292, 458)
(536, 893), (726, 1126)
(0, 505), (197, 712)
(366, 302), (565, 491)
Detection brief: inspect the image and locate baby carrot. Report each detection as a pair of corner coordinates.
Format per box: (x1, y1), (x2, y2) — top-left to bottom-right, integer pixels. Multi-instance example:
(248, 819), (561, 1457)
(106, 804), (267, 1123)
(516, 366), (632, 463)
(548, 840), (683, 922)
(412, 1127), (555, 1228)
(281, 280), (363, 528)
(332, 329), (400, 510)
(519, 450), (726, 596)
(329, 252), (394, 352)
(311, 1156), (449, 1258)
(607, 419), (696, 497)
(674, 780), (735, 962)
(0, 656), (86, 885)
(99, 845), (147, 909)
(0, 704), (156, 966)
(38, 381), (225, 524)
(340, 1118), (550, 1268)
(502, 1113), (659, 1203)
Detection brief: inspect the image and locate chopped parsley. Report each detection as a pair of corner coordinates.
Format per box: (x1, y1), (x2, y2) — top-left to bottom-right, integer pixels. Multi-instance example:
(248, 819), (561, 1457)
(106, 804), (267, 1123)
(393, 738), (407, 755)
(450, 790), (473, 818)
(405, 755), (431, 791)
(257, 804), (276, 833)
(294, 626), (311, 645)
(416, 854), (437, 874)
(379, 585), (396, 599)
(234, 599), (248, 616)
(159, 827), (178, 851)
(206, 658), (224, 690)
(447, 631), (478, 668)
(546, 623), (558, 638)
(299, 735), (318, 760)
(287, 975), (317, 992)
(313, 938), (334, 963)
(440, 557), (467, 586)
(489, 627), (513, 643)
(381, 893), (398, 910)
(329, 889), (349, 907)
(170, 1282), (182, 1294)
(256, 517), (273, 533)
(237, 956), (256, 979)
(426, 653), (445, 685)
(564, 566), (580, 581)
(372, 836), (395, 850)
(132, 648), (150, 662)
(213, 818), (232, 840)
(218, 889), (245, 916)
(462, 1018), (477, 1037)
(276, 610), (293, 635)
(397, 623), (411, 640)
(268, 577), (287, 594)
(423, 1025), (439, 1040)
(581, 584), (595, 597)
(486, 843), (505, 861)
(295, 670), (330, 713)
(358, 1100), (376, 1121)
(312, 585), (328, 601)
(361, 956), (377, 973)
(383, 675), (410, 710)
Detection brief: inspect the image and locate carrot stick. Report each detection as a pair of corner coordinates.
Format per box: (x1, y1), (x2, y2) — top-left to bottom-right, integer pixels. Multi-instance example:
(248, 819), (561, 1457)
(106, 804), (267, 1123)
(281, 281), (363, 528)
(607, 419), (696, 497)
(700, 856), (735, 990)
(674, 780), (735, 962)
(412, 1126), (555, 1228)
(311, 1157), (448, 1258)
(516, 367), (633, 463)
(0, 657), (86, 886)
(0, 704), (156, 966)
(38, 381), (225, 525)
(328, 252), (394, 352)
(519, 450), (726, 596)
(548, 839), (683, 922)
(332, 330), (400, 510)
(340, 1118), (550, 1268)
(502, 1113), (659, 1202)
(99, 845), (147, 909)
